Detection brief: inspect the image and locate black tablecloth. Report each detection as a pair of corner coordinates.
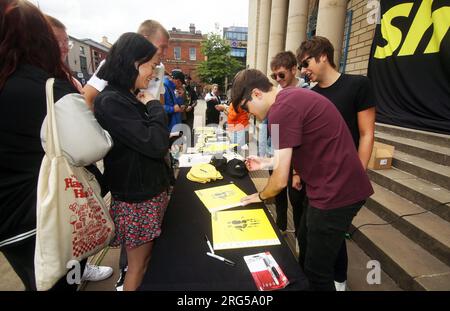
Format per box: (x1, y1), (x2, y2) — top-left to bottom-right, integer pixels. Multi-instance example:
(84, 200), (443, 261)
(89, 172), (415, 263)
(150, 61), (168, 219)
(139, 168), (308, 291)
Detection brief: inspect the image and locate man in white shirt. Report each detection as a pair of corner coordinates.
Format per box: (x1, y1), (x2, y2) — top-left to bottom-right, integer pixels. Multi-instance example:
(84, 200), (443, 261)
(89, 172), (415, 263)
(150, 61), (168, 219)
(83, 20), (170, 109)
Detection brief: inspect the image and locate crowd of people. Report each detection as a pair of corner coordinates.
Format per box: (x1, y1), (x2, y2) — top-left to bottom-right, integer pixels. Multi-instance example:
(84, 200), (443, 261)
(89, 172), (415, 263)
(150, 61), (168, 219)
(0, 0), (375, 292)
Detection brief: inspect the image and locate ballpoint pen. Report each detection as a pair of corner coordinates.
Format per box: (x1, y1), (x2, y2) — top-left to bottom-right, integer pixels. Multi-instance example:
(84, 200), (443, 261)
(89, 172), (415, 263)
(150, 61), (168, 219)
(206, 252), (236, 266)
(204, 234), (214, 254)
(263, 257), (279, 286)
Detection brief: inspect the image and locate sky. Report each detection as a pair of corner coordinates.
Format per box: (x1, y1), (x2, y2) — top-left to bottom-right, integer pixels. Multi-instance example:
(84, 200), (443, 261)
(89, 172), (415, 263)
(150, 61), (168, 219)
(30, 0), (249, 43)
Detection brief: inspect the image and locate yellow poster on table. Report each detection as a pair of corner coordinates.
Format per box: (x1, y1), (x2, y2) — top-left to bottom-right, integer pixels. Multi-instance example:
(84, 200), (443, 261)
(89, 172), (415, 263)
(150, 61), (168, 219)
(212, 209), (280, 250)
(195, 183), (247, 213)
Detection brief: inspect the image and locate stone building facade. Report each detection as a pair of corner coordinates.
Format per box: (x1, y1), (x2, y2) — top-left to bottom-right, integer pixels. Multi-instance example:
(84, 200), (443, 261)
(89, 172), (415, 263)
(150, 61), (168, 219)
(247, 0), (378, 76)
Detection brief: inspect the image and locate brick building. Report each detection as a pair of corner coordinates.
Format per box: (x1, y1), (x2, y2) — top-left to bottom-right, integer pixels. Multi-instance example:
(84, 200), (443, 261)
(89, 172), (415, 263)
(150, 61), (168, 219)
(341, 0), (376, 75)
(163, 24), (205, 83)
(67, 37), (110, 85)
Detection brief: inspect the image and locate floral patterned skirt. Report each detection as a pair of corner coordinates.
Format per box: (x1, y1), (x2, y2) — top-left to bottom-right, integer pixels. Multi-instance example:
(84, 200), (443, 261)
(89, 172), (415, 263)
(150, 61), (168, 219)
(109, 191), (169, 249)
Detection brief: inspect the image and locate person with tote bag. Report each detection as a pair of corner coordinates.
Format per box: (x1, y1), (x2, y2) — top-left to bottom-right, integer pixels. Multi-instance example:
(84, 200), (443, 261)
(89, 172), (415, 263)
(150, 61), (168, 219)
(0, 0), (90, 291)
(34, 78), (115, 291)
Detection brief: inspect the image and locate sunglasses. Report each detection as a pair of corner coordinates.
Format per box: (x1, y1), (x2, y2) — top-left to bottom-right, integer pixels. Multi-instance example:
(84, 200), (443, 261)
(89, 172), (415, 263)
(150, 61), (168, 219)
(298, 56), (314, 70)
(240, 93), (252, 112)
(270, 72), (286, 80)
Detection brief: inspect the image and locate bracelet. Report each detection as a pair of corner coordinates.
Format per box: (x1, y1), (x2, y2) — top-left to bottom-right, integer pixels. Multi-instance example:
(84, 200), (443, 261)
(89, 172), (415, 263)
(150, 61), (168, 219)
(258, 192), (265, 202)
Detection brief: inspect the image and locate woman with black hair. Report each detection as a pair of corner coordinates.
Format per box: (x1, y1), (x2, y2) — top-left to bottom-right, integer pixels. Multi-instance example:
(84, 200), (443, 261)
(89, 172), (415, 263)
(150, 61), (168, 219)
(93, 32), (170, 291)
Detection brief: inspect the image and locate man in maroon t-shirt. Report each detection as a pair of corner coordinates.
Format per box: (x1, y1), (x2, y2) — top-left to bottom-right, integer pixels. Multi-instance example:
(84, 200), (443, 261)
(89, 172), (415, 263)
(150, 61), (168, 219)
(231, 69), (373, 291)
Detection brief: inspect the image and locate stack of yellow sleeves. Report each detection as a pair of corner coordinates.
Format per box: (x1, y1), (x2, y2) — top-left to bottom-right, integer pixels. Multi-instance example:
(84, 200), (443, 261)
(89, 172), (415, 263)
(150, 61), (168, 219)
(187, 163), (223, 183)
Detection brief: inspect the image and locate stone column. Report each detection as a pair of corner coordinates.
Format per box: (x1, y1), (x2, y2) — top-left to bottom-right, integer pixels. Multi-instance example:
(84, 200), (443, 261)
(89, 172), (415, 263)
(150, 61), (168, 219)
(255, 0), (272, 75)
(246, 0), (260, 68)
(315, 0), (348, 69)
(285, 0), (309, 55)
(266, 0), (289, 74)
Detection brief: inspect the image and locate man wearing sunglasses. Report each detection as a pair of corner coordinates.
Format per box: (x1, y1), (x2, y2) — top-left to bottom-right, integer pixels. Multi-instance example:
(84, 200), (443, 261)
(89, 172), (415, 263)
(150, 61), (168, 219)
(270, 51), (307, 89)
(231, 69), (373, 291)
(297, 36), (376, 291)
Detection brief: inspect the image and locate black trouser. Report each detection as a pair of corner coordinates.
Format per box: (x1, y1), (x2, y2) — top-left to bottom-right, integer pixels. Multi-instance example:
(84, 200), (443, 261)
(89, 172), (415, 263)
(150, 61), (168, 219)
(1, 236), (86, 291)
(183, 113), (195, 147)
(274, 187), (288, 231)
(297, 201), (364, 291)
(274, 170), (307, 234)
(287, 170), (307, 237)
(334, 240), (348, 283)
(296, 198), (349, 284)
(268, 170), (288, 231)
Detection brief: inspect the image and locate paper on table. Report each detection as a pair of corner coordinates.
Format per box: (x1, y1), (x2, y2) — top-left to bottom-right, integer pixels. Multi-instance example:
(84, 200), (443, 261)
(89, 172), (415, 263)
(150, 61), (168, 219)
(201, 143), (238, 154)
(211, 209), (280, 250)
(195, 183), (247, 213)
(178, 154), (212, 167)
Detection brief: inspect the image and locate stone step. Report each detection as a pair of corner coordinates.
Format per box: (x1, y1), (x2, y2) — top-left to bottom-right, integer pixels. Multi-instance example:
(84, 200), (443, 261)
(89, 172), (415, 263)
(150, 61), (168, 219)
(376, 123), (450, 148)
(350, 207), (450, 290)
(368, 167), (450, 222)
(375, 132), (450, 166)
(366, 183), (450, 266)
(346, 239), (402, 291)
(392, 150), (450, 191)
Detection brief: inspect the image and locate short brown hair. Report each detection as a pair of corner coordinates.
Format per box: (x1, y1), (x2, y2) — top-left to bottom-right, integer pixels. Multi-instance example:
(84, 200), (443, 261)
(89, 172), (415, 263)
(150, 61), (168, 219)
(231, 69), (273, 111)
(138, 20), (169, 40)
(270, 51), (297, 71)
(296, 36), (336, 68)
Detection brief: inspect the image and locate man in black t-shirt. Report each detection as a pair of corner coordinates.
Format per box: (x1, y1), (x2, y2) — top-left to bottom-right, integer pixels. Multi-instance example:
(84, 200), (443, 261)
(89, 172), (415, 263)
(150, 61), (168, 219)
(297, 36), (376, 291)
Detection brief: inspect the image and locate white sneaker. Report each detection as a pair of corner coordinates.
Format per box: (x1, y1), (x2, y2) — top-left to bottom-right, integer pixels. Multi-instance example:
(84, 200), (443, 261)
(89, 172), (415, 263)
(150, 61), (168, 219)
(82, 264), (113, 282)
(334, 281), (347, 291)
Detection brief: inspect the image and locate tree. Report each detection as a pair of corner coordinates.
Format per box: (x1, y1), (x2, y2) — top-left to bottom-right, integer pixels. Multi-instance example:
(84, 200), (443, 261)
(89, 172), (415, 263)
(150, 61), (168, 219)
(197, 33), (244, 88)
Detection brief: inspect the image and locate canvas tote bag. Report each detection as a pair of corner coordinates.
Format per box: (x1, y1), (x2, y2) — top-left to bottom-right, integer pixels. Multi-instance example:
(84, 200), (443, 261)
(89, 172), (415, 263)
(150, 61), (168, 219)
(34, 78), (115, 291)
(40, 85), (113, 167)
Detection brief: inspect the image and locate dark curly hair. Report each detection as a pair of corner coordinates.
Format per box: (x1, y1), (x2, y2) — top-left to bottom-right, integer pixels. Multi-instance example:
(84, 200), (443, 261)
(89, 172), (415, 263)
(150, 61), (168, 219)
(296, 36), (336, 69)
(231, 69), (273, 112)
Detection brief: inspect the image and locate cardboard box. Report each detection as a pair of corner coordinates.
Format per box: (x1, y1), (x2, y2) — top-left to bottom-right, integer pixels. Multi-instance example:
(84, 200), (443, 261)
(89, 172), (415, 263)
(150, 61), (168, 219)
(368, 142), (395, 170)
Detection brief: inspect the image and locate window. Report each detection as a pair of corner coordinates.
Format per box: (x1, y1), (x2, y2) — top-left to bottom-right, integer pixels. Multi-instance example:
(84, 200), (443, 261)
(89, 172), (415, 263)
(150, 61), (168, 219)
(79, 55), (87, 72)
(93, 51), (102, 69)
(174, 47), (181, 60)
(307, 0), (319, 39)
(189, 48), (196, 61)
(231, 48), (246, 58)
(339, 10), (353, 73)
(80, 46), (85, 55)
